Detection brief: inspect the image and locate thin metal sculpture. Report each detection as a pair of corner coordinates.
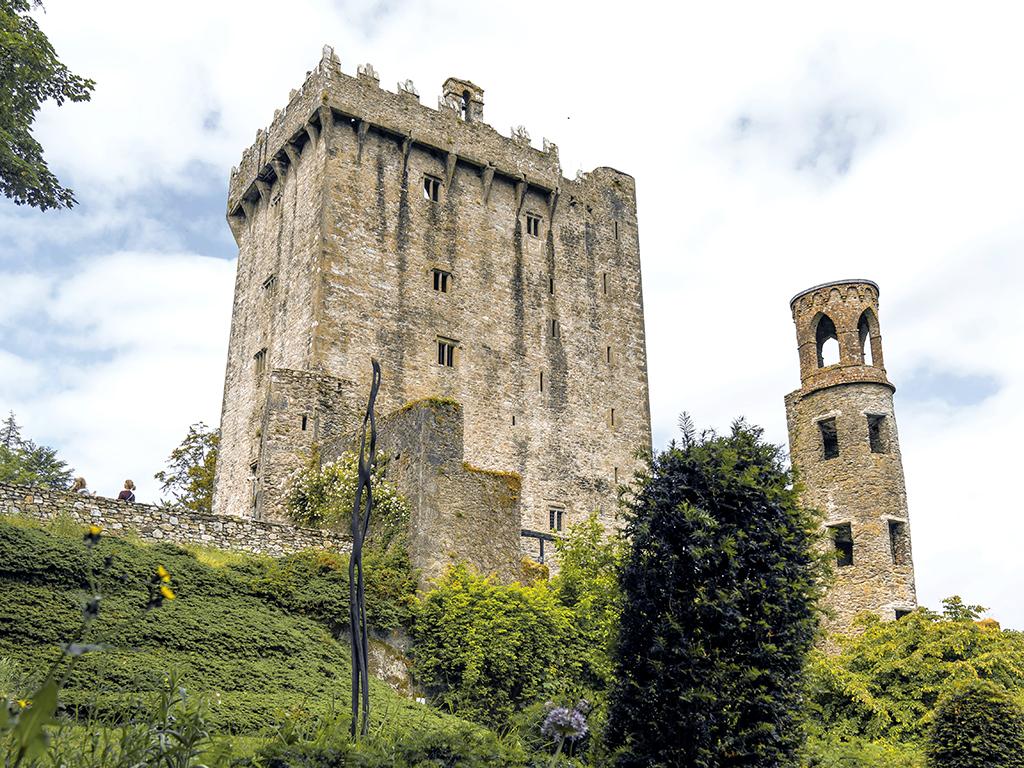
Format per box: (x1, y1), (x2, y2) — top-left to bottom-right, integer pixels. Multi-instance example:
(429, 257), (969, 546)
(349, 359), (381, 738)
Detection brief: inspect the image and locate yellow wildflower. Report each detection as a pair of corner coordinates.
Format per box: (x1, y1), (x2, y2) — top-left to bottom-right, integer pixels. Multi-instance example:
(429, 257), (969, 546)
(16, 699), (30, 709)
(156, 565), (171, 583)
(159, 585), (176, 601)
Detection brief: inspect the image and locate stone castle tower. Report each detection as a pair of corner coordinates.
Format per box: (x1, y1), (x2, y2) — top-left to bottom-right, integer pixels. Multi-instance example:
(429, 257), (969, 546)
(784, 280), (917, 635)
(212, 47), (651, 572)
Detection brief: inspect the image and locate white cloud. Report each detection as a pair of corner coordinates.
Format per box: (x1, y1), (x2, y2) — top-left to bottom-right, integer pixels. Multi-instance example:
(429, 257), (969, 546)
(3, 0), (1024, 626)
(0, 252), (234, 503)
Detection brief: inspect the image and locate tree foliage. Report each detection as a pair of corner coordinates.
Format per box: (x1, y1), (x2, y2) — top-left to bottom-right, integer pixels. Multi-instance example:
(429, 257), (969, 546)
(0, 410), (73, 488)
(806, 599), (1024, 743)
(154, 423), (219, 514)
(0, 0), (94, 210)
(926, 679), (1024, 768)
(604, 418), (825, 768)
(411, 563), (580, 728)
(551, 512), (624, 692)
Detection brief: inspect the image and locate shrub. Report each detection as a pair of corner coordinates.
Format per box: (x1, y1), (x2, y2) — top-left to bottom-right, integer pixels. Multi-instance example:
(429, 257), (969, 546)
(285, 448), (407, 549)
(806, 600), (1024, 743)
(926, 679), (1024, 768)
(411, 564), (580, 728)
(604, 418), (824, 768)
(803, 732), (925, 767)
(0, 520), (417, 738)
(551, 513), (623, 693)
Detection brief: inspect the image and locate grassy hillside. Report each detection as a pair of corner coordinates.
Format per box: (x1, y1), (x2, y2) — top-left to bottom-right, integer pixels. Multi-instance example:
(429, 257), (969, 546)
(0, 515), (525, 765)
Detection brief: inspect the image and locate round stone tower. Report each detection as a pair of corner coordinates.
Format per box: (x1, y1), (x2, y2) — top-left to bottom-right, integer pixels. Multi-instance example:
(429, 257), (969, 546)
(784, 279), (917, 637)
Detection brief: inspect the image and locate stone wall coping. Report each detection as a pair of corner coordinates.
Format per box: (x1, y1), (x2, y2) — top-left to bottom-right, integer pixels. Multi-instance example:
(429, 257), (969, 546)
(789, 279), (880, 308)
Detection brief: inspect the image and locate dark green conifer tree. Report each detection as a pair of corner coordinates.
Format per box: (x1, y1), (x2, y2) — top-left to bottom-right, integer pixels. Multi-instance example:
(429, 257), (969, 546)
(605, 417), (824, 767)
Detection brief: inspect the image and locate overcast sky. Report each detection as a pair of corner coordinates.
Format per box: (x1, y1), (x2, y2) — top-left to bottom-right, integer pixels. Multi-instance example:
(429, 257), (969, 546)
(2, 1), (1022, 626)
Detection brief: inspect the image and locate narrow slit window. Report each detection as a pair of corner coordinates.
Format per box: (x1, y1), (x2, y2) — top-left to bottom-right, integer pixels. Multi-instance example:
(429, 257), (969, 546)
(831, 523), (854, 567)
(606, 346), (613, 364)
(512, 415), (516, 426)
(526, 213), (541, 237)
(249, 462), (259, 511)
(262, 274), (277, 292)
(539, 370), (544, 392)
(549, 507), (564, 532)
(614, 220), (619, 240)
(300, 414), (308, 431)
(889, 520), (909, 565)
(432, 268), (451, 293)
(609, 408), (616, 427)
(437, 338), (456, 367)
(423, 174), (441, 202)
(602, 272), (609, 295)
(868, 414), (887, 453)
(613, 466), (619, 484)
(550, 318), (560, 338)
(549, 276), (554, 294)
(254, 348), (267, 378)
(819, 418), (839, 460)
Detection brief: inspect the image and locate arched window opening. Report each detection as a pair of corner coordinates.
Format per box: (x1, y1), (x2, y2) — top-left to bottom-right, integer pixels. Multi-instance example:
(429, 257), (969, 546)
(461, 90), (471, 121)
(815, 314), (840, 367)
(858, 309), (876, 366)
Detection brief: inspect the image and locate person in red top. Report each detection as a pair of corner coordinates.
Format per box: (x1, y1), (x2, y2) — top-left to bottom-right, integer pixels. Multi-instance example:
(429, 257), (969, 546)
(117, 479), (136, 503)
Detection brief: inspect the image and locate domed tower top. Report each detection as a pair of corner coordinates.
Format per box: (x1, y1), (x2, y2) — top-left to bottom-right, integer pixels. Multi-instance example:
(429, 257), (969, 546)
(789, 279), (890, 393)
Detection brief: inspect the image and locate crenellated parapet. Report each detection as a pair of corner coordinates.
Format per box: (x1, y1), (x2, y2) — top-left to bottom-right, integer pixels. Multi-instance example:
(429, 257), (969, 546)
(227, 45), (564, 226)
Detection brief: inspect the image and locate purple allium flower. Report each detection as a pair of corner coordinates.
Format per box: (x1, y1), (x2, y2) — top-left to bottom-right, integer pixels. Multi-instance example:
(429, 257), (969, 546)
(541, 704), (589, 741)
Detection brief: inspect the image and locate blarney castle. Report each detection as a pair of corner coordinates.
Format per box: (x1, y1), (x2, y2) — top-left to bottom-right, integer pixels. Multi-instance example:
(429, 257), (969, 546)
(210, 46), (916, 631)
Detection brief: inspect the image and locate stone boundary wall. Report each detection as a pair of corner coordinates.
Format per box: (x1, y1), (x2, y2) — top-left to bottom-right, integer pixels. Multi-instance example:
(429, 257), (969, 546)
(0, 482), (350, 557)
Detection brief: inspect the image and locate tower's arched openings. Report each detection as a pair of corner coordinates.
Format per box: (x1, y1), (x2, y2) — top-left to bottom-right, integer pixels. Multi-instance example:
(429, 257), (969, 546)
(814, 313), (840, 367)
(858, 308), (879, 366)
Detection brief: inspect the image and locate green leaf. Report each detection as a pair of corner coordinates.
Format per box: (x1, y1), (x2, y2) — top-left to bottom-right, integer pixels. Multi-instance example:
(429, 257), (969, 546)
(10, 677), (58, 762)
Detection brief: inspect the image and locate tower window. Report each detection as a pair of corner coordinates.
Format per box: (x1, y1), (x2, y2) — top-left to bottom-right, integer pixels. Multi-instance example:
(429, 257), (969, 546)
(526, 213), (541, 237)
(858, 309), (877, 366)
(889, 520), (909, 565)
(423, 174), (441, 202)
(602, 272), (609, 295)
(609, 408), (616, 427)
(895, 609), (912, 620)
(301, 414), (308, 431)
(607, 345), (613, 364)
(549, 507), (564, 532)
(614, 466), (619, 484)
(867, 414), (888, 453)
(539, 370), (544, 392)
(262, 274), (277, 292)
(815, 314), (840, 367)
(549, 276), (554, 294)
(614, 220), (619, 240)
(831, 523), (854, 567)
(254, 348), (267, 377)
(550, 319), (560, 338)
(512, 415), (516, 426)
(819, 418), (839, 460)
(432, 268), (451, 293)
(437, 337), (456, 367)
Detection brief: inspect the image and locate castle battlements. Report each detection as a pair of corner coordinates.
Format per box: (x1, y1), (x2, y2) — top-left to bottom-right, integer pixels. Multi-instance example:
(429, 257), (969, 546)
(227, 45), (569, 230)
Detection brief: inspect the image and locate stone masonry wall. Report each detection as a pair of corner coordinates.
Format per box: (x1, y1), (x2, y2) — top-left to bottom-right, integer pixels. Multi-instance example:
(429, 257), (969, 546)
(376, 399), (522, 586)
(0, 483), (349, 557)
(785, 280), (917, 638)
